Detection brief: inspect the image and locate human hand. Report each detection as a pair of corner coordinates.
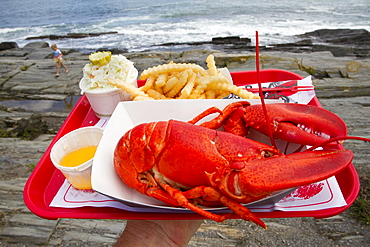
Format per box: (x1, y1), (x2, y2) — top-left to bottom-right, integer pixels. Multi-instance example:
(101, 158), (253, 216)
(114, 220), (203, 247)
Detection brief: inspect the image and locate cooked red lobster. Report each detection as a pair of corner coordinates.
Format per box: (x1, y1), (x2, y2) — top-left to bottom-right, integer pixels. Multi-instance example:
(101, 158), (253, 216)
(113, 101), (358, 229)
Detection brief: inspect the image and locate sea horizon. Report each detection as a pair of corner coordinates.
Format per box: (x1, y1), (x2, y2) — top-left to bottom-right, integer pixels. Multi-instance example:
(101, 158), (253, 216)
(1, 0), (369, 52)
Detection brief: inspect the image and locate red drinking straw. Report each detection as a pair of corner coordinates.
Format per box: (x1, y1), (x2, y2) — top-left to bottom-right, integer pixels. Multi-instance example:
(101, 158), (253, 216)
(255, 31), (277, 148)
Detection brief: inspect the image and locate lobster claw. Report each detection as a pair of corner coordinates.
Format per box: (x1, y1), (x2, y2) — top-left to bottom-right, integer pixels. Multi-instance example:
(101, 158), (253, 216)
(195, 102), (348, 147)
(231, 149), (353, 199)
(242, 103), (348, 146)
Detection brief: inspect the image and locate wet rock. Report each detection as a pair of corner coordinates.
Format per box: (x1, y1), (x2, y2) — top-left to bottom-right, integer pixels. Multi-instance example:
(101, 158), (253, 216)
(23, 41), (50, 49)
(0, 42), (19, 51)
(1, 113), (48, 140)
(26, 31), (119, 40)
(212, 36), (251, 45)
(96, 47), (129, 54)
(296, 29), (370, 57)
(297, 28), (370, 45)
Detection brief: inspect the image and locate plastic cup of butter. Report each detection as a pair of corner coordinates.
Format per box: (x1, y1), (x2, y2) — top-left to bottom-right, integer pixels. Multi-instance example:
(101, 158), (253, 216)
(50, 126), (104, 190)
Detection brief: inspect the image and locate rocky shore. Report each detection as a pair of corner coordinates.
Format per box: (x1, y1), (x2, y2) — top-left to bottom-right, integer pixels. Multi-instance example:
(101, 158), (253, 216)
(0, 29), (369, 246)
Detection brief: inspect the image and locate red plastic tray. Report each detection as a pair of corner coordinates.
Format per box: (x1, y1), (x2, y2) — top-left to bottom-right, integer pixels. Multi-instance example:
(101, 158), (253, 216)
(24, 69), (360, 220)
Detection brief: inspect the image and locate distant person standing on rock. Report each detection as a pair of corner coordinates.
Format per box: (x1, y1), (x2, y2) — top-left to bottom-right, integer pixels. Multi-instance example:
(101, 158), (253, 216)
(51, 44), (68, 77)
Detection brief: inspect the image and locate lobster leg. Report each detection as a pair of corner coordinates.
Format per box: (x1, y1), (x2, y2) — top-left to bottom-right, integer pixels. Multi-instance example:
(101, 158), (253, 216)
(161, 183), (266, 229)
(159, 183), (229, 222)
(187, 106), (223, 126)
(189, 101), (251, 130)
(218, 193), (266, 229)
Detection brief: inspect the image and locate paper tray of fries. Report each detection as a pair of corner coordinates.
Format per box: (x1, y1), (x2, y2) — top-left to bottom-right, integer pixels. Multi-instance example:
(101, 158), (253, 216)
(23, 69), (360, 221)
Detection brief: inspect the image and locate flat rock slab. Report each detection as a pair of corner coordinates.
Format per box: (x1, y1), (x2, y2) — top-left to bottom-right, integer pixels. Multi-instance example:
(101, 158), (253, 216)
(0, 44), (369, 246)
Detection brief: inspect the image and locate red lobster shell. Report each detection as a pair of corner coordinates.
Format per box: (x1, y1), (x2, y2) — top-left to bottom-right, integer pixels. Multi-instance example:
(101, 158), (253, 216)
(113, 102), (353, 229)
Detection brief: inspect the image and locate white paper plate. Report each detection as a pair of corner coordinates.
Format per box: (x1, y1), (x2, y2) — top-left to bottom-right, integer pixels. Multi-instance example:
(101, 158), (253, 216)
(91, 99), (298, 213)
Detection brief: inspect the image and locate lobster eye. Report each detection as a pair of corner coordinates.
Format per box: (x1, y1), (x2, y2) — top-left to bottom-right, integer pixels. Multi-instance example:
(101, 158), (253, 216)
(262, 150), (274, 158)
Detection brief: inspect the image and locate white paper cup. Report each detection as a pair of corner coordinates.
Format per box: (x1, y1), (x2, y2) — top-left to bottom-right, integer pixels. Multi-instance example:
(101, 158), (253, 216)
(50, 126), (104, 190)
(80, 68), (138, 119)
(84, 87), (126, 119)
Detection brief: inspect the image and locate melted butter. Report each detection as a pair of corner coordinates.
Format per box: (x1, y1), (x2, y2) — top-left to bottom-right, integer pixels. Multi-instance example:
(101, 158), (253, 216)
(60, 146), (97, 167)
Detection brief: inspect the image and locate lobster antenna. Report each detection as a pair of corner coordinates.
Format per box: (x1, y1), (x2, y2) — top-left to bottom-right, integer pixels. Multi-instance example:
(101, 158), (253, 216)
(255, 31), (277, 148)
(306, 136), (370, 151)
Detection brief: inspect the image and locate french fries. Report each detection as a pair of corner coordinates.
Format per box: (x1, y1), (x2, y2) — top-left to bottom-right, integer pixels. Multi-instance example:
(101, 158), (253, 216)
(109, 54), (259, 101)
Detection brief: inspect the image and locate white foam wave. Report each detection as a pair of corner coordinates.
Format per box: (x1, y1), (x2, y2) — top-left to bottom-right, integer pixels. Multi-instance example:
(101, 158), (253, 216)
(1, 0), (369, 51)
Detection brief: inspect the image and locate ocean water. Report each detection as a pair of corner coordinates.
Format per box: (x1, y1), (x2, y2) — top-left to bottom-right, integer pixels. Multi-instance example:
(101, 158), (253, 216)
(1, 0), (369, 52)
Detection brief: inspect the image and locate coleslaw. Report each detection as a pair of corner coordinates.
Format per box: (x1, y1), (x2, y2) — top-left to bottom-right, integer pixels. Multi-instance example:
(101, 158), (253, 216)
(80, 54), (138, 93)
